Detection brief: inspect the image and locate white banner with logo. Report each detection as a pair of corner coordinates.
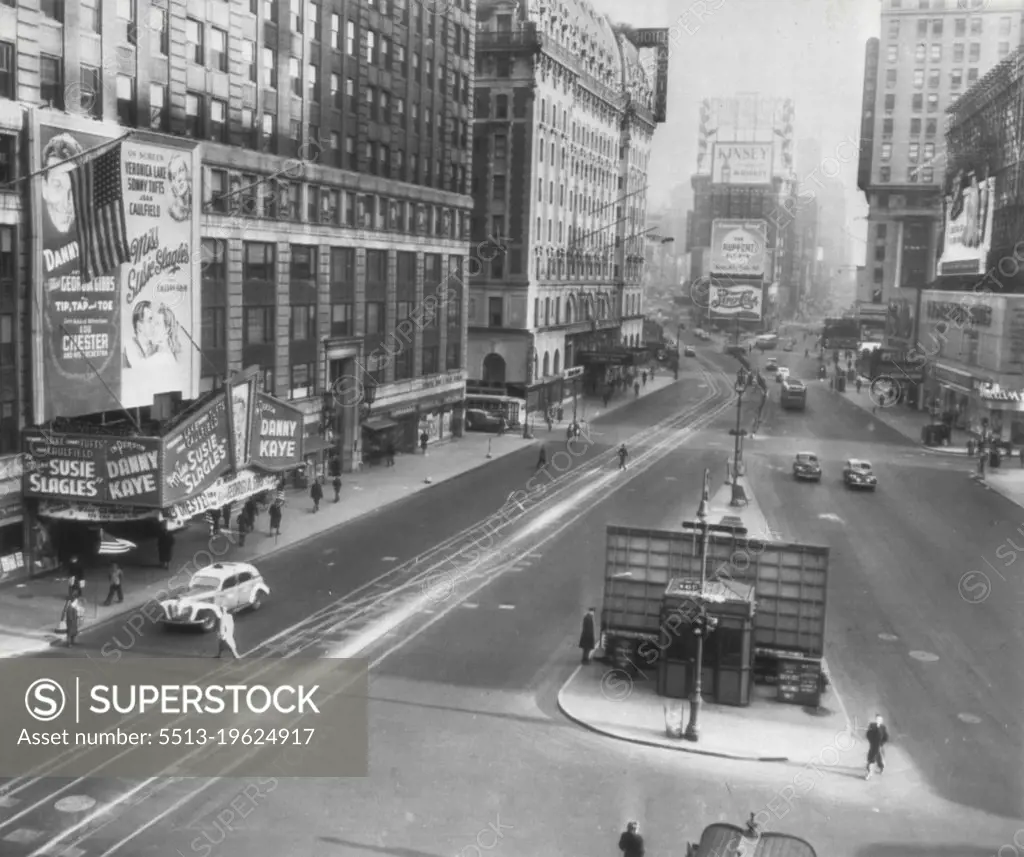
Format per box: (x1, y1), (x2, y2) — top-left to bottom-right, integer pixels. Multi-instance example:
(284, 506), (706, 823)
(163, 468), (279, 528)
(709, 283), (764, 320)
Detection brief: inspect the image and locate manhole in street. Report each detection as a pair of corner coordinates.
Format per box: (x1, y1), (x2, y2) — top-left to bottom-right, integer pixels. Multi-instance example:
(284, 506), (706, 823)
(908, 650), (940, 662)
(957, 713), (982, 724)
(878, 633), (899, 642)
(55, 795), (97, 813)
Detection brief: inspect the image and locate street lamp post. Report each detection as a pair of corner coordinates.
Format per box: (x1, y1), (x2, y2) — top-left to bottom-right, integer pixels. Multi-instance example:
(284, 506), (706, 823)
(680, 469), (747, 742)
(729, 370), (750, 491)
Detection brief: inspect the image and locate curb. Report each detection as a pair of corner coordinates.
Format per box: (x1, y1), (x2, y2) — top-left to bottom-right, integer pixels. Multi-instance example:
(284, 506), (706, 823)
(554, 666), (790, 763)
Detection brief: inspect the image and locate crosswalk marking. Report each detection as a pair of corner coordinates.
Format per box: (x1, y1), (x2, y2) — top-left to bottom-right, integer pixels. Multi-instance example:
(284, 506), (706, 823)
(3, 829), (43, 843)
(0, 797), (20, 808)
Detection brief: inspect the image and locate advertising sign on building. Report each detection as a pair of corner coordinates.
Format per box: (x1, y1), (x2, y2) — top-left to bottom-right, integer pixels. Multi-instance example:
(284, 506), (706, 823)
(30, 111), (202, 423)
(711, 143), (773, 185)
(938, 174), (995, 276)
(161, 393), (230, 507)
(709, 220), (768, 278)
(22, 433), (163, 507)
(163, 468), (280, 529)
(250, 394), (306, 470)
(229, 375), (257, 472)
(708, 279), (764, 321)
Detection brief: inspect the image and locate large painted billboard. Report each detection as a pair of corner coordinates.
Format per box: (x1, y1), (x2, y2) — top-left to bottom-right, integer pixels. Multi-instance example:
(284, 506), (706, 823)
(709, 279), (764, 321)
(711, 142), (773, 185)
(30, 111), (202, 423)
(709, 220), (768, 278)
(161, 394), (231, 507)
(938, 173), (995, 276)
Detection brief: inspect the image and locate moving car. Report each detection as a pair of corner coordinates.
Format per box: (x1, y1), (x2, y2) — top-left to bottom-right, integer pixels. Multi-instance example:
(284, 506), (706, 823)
(775, 367), (790, 383)
(683, 346), (696, 357)
(793, 452), (822, 482)
(783, 340), (795, 352)
(159, 562), (270, 631)
(765, 357), (779, 373)
(843, 459), (877, 491)
(465, 408), (503, 432)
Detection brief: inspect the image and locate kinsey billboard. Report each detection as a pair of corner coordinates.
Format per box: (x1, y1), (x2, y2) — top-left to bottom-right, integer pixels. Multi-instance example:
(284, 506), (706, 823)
(711, 143), (773, 185)
(161, 393), (231, 507)
(938, 173), (995, 276)
(709, 220), (768, 278)
(709, 280), (764, 321)
(250, 394), (305, 470)
(30, 111), (202, 423)
(22, 433), (162, 508)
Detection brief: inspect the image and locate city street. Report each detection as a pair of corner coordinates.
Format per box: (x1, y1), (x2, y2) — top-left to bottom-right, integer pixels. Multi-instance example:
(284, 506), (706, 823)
(0, 348), (1020, 857)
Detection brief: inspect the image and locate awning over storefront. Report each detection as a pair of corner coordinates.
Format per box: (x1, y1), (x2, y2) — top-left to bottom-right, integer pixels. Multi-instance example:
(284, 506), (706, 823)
(577, 349), (636, 366)
(363, 417), (399, 432)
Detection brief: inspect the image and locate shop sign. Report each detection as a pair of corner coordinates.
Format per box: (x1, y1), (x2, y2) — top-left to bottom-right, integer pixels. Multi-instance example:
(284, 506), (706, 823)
(249, 393), (304, 471)
(926, 301), (992, 327)
(161, 392), (231, 507)
(978, 383), (1024, 404)
(163, 468), (279, 528)
(37, 501), (161, 522)
(709, 220), (768, 278)
(390, 404), (418, 417)
(22, 432), (163, 507)
(563, 366), (585, 381)
(0, 553), (24, 576)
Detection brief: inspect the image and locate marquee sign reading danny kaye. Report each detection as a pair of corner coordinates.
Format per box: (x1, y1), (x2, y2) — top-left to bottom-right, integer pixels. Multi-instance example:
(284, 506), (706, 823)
(22, 433), (162, 508)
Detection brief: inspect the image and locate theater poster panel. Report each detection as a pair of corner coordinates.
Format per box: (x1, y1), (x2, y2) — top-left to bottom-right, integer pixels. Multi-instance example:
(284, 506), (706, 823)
(30, 111), (201, 423)
(161, 392), (231, 507)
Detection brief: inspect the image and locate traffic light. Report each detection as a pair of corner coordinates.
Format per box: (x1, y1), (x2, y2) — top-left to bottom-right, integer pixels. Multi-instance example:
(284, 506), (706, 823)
(692, 613), (719, 637)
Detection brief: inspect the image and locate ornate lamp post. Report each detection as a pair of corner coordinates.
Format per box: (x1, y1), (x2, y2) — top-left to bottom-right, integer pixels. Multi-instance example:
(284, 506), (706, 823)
(360, 377), (378, 420)
(728, 369), (751, 497)
(680, 469), (746, 741)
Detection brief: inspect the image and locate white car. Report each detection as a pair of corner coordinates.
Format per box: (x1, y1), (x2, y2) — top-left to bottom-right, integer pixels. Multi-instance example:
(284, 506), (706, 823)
(775, 367), (790, 383)
(160, 562), (270, 631)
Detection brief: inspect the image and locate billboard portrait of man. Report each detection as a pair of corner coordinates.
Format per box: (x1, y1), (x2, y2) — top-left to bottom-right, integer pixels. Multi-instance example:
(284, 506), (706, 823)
(41, 133), (84, 235)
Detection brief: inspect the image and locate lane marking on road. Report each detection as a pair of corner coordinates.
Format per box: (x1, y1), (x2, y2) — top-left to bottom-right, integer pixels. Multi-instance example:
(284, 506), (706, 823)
(818, 513), (843, 523)
(461, 603), (479, 609)
(54, 797), (96, 813)
(3, 830), (43, 844)
(908, 650), (940, 662)
(0, 797), (19, 808)
(498, 604), (515, 610)
(381, 556), (398, 562)
(958, 713), (982, 724)
(878, 633), (899, 642)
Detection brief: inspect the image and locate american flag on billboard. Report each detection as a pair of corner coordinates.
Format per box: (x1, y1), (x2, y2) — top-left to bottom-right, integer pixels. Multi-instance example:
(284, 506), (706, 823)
(69, 142), (130, 283)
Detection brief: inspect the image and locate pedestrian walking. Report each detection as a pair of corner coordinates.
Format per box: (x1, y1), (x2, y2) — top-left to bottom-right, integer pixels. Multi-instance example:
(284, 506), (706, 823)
(579, 607), (596, 664)
(332, 475), (342, 502)
(497, 417), (506, 437)
(221, 503), (233, 532)
(649, 367), (655, 380)
(420, 430), (430, 454)
(269, 501), (282, 536)
(244, 498), (258, 525)
(103, 563), (124, 606)
(603, 391), (611, 408)
(67, 555), (85, 596)
(237, 508), (251, 547)
(63, 592), (84, 647)
(1018, 446), (1023, 468)
(208, 508), (221, 535)
(865, 714), (889, 779)
(642, 370), (648, 386)
(557, 405), (564, 422)
(634, 381), (640, 398)
(618, 821), (645, 857)
(546, 412), (553, 432)
(157, 529), (174, 570)
(215, 607), (240, 659)
(537, 444), (547, 470)
(618, 443), (629, 470)
(386, 440), (396, 466)
(856, 378), (863, 393)
(310, 478), (323, 512)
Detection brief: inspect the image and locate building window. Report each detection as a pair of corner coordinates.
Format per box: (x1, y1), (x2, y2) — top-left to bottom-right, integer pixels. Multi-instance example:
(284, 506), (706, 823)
(910, 118), (921, 135)
(493, 175), (506, 201)
(914, 43), (925, 63)
(291, 305), (316, 341)
(263, 48), (278, 89)
(916, 19), (927, 36)
(243, 242), (276, 281)
(149, 83), (167, 130)
(886, 69), (897, 88)
(926, 119), (937, 136)
(290, 57), (301, 96)
(969, 42), (980, 62)
(185, 92), (203, 137)
(999, 42), (1010, 58)
(932, 18), (942, 35)
(886, 44), (898, 63)
(242, 41), (257, 82)
(116, 74), (136, 125)
(308, 63), (318, 101)
(79, 66), (101, 118)
(201, 307), (226, 350)
(186, 18), (204, 64)
(40, 56), (63, 109)
(41, 0), (63, 21)
(365, 301), (385, 335)
(955, 17), (966, 36)
(290, 245), (316, 280)
(970, 17), (982, 35)
(243, 306), (275, 344)
(876, 223), (888, 240)
(308, 0), (319, 36)
(330, 73), (341, 108)
(331, 12), (340, 48)
(912, 93), (923, 112)
(210, 27), (228, 72)
(366, 29), (377, 63)
(207, 169), (228, 214)
(880, 166), (891, 183)
(0, 43), (12, 100)
(446, 340), (460, 370)
(495, 134), (507, 159)
(928, 69), (939, 88)
(330, 303), (353, 336)
(880, 142), (892, 162)
(930, 44), (941, 62)
(290, 363), (315, 398)
(907, 166), (919, 182)
(81, 0), (100, 31)
(953, 43), (964, 62)
(908, 143), (919, 163)
(884, 94), (895, 113)
(968, 68), (978, 83)
(346, 20), (356, 55)
(922, 167), (934, 183)
(496, 95), (508, 118)
(923, 142), (935, 162)
(488, 297), (503, 327)
(951, 69), (963, 88)
(0, 136), (13, 184)
(926, 93), (938, 112)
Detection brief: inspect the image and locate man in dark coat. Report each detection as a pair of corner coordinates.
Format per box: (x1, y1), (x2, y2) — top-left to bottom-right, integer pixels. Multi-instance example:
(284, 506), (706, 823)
(310, 478), (323, 513)
(269, 501), (283, 536)
(619, 821), (644, 857)
(579, 607), (597, 664)
(67, 555), (85, 597)
(157, 530), (174, 570)
(865, 713), (889, 779)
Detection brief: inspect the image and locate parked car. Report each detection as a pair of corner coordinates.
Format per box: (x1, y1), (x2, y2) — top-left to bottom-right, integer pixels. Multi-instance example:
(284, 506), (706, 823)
(465, 408), (503, 432)
(684, 346), (696, 357)
(843, 459), (877, 491)
(159, 562), (270, 631)
(793, 452), (822, 482)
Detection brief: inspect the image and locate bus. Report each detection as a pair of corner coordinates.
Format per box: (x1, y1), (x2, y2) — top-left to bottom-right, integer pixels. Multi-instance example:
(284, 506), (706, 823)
(780, 380), (807, 410)
(464, 394), (526, 426)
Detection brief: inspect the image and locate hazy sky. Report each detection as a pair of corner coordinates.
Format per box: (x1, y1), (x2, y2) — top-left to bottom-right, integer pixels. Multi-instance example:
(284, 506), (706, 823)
(593, 0), (878, 233)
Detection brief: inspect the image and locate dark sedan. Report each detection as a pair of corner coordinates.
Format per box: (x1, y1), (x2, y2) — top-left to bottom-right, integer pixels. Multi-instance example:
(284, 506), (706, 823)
(793, 452), (822, 482)
(843, 458), (878, 491)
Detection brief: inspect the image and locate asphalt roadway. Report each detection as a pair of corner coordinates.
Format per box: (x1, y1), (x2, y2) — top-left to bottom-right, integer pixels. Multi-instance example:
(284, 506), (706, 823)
(0, 344), (1021, 857)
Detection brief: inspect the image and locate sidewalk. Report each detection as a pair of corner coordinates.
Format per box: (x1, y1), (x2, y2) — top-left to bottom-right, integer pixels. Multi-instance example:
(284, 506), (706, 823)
(831, 376), (972, 455)
(0, 373), (681, 657)
(976, 462), (1024, 507)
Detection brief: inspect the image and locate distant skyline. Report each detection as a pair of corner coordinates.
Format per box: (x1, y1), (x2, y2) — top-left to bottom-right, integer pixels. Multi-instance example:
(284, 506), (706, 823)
(594, 0), (877, 258)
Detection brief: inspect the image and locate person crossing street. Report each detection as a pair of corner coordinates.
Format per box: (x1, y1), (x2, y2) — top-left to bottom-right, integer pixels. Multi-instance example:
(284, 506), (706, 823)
(215, 606), (240, 659)
(865, 713), (889, 779)
(618, 443), (629, 470)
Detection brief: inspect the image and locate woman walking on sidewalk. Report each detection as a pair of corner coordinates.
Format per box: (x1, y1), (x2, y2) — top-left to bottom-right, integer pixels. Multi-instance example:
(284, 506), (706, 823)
(269, 501), (283, 536)
(310, 478), (323, 513)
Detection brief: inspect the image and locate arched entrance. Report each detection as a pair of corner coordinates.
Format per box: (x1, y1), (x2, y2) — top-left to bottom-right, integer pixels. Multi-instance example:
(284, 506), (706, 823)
(553, 350), (561, 375)
(542, 352), (550, 377)
(482, 353), (506, 383)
